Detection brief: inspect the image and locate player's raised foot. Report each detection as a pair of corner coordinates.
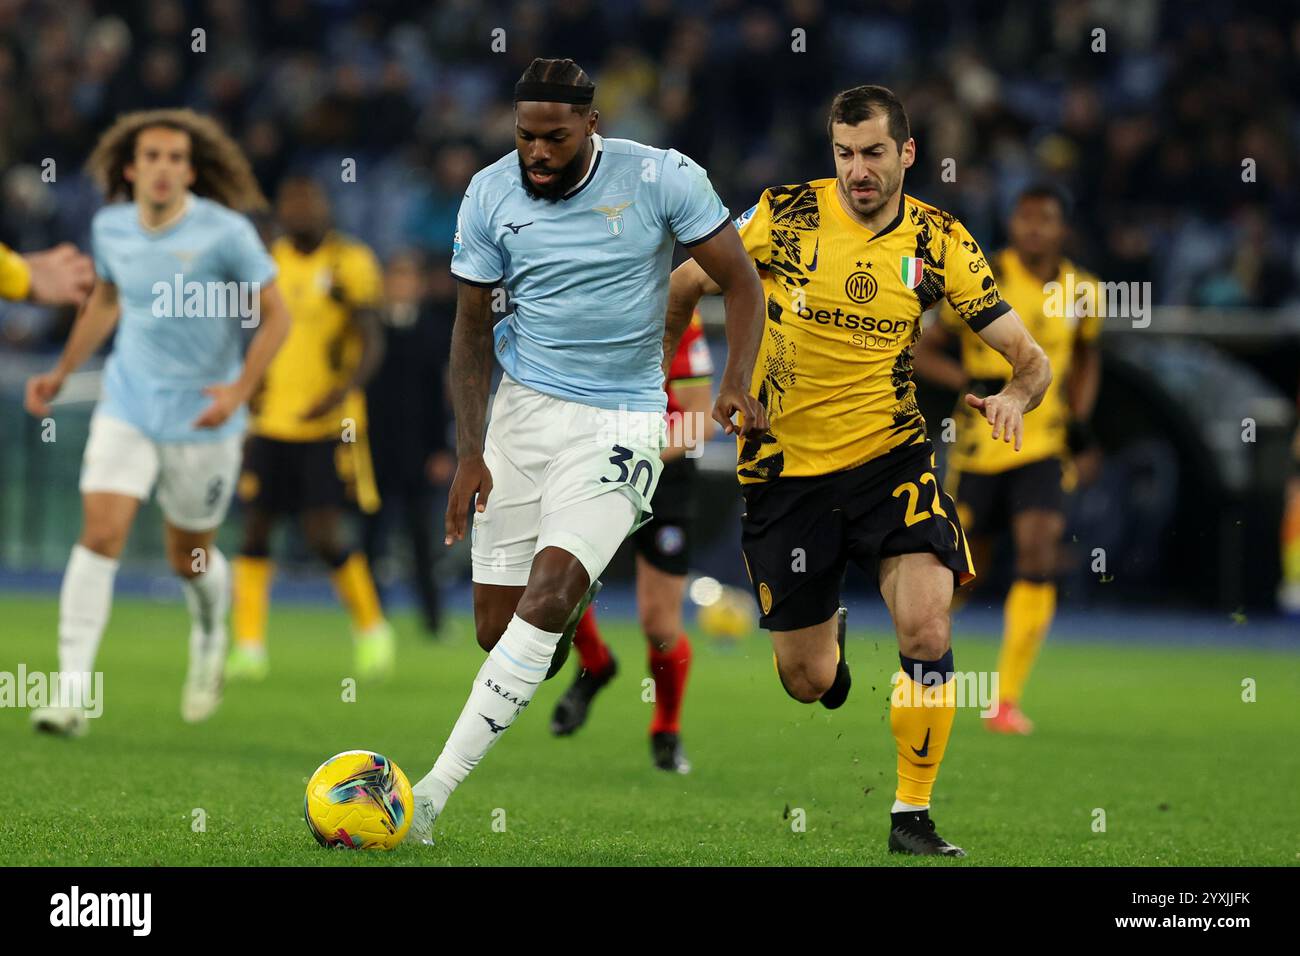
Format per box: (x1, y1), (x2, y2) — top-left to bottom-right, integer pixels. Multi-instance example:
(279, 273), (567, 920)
(225, 643), (269, 682)
(651, 731), (692, 774)
(550, 654), (618, 736)
(355, 620), (395, 681)
(31, 706), (88, 737)
(819, 605), (852, 709)
(547, 578), (603, 681)
(984, 700), (1034, 735)
(888, 809), (966, 857)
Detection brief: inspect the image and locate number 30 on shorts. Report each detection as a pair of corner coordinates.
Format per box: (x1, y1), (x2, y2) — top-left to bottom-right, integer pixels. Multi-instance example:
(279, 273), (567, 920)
(892, 472), (948, 527)
(602, 444), (654, 497)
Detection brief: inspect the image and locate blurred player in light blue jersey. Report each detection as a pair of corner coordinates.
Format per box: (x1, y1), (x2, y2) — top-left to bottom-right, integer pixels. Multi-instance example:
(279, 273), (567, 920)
(24, 109), (291, 734)
(408, 58), (768, 844)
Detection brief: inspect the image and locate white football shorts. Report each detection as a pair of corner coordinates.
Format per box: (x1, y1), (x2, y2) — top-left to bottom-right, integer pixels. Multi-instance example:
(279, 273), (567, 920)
(471, 374), (666, 587)
(79, 411), (242, 531)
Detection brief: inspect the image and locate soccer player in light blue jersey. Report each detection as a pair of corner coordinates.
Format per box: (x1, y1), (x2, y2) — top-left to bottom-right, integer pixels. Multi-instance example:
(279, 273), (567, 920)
(408, 58), (768, 845)
(23, 110), (291, 734)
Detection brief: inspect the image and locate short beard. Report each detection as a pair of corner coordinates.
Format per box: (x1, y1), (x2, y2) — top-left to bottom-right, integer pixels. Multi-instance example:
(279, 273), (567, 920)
(518, 145), (590, 203)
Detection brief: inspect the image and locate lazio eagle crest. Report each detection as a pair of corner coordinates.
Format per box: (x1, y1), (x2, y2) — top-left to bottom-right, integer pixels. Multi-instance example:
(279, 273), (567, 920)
(593, 201), (633, 237)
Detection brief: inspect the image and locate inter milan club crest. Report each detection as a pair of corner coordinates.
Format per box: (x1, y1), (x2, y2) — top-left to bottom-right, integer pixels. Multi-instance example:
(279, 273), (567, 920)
(593, 201), (633, 236)
(900, 256), (924, 289)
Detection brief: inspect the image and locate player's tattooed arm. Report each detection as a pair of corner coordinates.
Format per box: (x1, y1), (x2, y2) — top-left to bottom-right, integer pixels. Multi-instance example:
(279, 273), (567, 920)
(24, 278), (121, 417)
(196, 281), (292, 428)
(677, 226), (768, 437)
(966, 308), (1052, 451)
(444, 280), (496, 544)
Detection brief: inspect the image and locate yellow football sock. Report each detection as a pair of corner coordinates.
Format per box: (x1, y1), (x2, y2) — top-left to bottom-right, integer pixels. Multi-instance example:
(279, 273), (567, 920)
(891, 657), (957, 807)
(331, 552), (384, 634)
(233, 556), (274, 648)
(996, 579), (1056, 705)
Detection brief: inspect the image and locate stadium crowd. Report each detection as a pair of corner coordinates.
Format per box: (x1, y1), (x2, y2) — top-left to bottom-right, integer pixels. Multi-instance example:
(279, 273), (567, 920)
(1, 0), (1298, 353)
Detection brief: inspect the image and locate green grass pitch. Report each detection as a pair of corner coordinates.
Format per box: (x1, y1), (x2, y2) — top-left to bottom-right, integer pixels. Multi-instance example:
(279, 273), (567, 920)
(1, 592), (1296, 866)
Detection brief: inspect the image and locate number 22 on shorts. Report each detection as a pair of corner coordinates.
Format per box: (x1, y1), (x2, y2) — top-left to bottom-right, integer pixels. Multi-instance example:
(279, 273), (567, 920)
(892, 472), (948, 527)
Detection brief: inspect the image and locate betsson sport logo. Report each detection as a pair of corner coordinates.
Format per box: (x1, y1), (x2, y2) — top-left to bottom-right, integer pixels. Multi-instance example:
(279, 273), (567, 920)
(50, 886), (151, 936)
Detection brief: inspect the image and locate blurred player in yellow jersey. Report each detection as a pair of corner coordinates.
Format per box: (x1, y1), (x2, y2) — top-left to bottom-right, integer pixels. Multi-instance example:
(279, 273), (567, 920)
(227, 176), (393, 681)
(914, 184), (1102, 734)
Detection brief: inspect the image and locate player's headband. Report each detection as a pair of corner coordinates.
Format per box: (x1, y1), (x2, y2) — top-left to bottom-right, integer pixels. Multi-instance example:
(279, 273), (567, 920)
(513, 81), (595, 105)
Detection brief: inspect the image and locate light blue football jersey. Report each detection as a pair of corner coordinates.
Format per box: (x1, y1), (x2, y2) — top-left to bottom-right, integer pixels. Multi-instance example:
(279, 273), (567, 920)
(451, 133), (730, 412)
(91, 195), (276, 442)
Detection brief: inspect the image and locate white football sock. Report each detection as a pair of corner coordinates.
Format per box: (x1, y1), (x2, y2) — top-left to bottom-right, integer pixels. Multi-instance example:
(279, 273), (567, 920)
(892, 799), (930, 813)
(57, 544), (119, 707)
(182, 547), (230, 682)
(414, 614), (560, 813)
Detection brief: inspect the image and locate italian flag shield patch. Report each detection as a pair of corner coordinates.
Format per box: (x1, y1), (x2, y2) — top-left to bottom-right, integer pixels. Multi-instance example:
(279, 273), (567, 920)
(900, 256), (924, 289)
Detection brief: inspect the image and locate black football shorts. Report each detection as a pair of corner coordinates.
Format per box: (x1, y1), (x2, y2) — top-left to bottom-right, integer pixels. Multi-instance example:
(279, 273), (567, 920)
(740, 440), (975, 631)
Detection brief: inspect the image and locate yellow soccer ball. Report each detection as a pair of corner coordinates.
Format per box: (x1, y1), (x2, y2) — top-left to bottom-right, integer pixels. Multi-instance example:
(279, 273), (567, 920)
(304, 750), (413, 850)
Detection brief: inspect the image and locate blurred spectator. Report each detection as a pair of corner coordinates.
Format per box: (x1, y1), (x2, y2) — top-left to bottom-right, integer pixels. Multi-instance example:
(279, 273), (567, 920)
(362, 250), (455, 635)
(0, 0), (1294, 326)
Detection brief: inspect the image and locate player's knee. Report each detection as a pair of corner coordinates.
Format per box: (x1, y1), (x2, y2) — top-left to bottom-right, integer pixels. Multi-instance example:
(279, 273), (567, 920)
(638, 602), (679, 651)
(897, 612), (950, 661)
(778, 657), (836, 703)
(1014, 550), (1057, 582)
(167, 545), (202, 580)
(240, 525), (271, 558)
(78, 526), (127, 560)
(475, 618), (507, 653)
(514, 589), (577, 635)
(306, 534), (346, 568)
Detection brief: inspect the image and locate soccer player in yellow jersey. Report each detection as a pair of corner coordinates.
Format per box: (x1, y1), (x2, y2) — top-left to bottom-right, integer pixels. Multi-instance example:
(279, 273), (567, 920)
(666, 85), (1053, 856)
(0, 242), (94, 304)
(227, 176), (394, 681)
(914, 184), (1102, 735)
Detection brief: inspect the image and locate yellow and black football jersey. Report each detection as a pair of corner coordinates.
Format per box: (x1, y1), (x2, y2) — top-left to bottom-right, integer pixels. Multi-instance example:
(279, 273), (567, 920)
(251, 232), (383, 442)
(734, 181), (1009, 483)
(940, 249), (1102, 474)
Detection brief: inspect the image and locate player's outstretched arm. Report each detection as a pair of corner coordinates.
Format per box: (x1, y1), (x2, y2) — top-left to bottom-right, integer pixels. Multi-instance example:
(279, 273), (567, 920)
(23, 278), (121, 417)
(194, 281), (291, 429)
(965, 309), (1051, 451)
(681, 226), (767, 437)
(2, 242), (95, 305)
(444, 280), (496, 544)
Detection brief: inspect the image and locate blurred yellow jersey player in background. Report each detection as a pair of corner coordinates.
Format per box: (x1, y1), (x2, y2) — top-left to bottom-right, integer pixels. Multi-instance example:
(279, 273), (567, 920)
(915, 183), (1102, 734)
(228, 176), (393, 681)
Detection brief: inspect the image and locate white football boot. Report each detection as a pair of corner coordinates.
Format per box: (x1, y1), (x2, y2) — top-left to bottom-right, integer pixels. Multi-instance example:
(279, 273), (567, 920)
(408, 789), (441, 846)
(31, 706), (88, 737)
(181, 624), (228, 723)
